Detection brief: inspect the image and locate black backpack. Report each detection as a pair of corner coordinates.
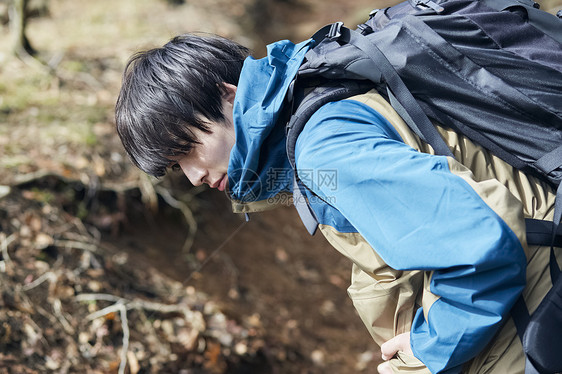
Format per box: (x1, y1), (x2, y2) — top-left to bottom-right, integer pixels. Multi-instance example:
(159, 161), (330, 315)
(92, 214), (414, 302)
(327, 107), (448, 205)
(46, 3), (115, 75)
(282, 0), (562, 372)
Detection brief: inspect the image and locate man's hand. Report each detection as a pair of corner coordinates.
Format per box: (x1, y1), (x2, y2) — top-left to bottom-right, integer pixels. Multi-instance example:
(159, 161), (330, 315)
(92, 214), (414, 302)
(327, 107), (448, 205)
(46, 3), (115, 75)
(377, 332), (413, 374)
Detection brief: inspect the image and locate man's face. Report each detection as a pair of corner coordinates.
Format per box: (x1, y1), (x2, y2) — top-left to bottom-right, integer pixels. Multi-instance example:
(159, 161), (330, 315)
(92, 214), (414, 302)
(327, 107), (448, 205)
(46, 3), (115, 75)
(174, 85), (236, 192)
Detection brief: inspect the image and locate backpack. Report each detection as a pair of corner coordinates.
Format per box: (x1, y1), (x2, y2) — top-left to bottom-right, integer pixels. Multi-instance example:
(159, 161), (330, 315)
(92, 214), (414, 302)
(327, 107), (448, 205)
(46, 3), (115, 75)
(282, 0), (562, 372)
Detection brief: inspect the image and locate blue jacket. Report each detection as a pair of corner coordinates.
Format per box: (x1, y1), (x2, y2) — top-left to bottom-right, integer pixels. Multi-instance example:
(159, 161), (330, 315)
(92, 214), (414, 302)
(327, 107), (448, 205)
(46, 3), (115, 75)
(228, 39), (528, 373)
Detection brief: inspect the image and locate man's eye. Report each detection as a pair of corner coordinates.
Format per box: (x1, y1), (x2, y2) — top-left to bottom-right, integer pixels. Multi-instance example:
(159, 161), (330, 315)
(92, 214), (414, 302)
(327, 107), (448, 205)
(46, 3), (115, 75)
(171, 163), (181, 172)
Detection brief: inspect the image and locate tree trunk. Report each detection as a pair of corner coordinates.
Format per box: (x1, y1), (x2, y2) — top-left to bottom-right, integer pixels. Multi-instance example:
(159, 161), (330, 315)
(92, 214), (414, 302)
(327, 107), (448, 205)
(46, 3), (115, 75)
(9, 0), (34, 56)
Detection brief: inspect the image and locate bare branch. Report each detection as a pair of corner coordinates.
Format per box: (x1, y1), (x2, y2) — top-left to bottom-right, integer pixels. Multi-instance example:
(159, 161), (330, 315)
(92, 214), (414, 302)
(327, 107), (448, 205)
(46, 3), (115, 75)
(53, 298), (75, 334)
(53, 239), (99, 253)
(76, 293), (126, 303)
(76, 293), (204, 328)
(155, 186), (198, 253)
(85, 302), (125, 321)
(22, 271), (57, 291)
(139, 173), (159, 213)
(0, 233), (17, 271)
(118, 304), (129, 374)
(77, 296), (131, 374)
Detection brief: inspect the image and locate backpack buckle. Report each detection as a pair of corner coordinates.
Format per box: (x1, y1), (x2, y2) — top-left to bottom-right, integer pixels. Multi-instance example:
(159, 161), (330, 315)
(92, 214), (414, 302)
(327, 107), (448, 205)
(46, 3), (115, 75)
(369, 8), (380, 18)
(328, 22), (344, 40)
(357, 23), (374, 35)
(414, 0), (444, 13)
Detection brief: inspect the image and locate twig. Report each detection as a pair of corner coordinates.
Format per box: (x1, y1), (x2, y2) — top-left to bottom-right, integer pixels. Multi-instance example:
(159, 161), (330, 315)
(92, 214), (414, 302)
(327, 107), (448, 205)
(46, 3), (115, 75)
(51, 221), (78, 236)
(75, 294), (131, 374)
(129, 299), (195, 317)
(25, 315), (50, 349)
(0, 233), (16, 270)
(65, 215), (99, 241)
(179, 185), (208, 203)
(58, 232), (97, 246)
(85, 302), (125, 321)
(95, 180), (144, 194)
(14, 285), (57, 324)
(76, 293), (126, 303)
(53, 239), (98, 253)
(118, 304), (129, 374)
(53, 298), (75, 334)
(76, 292), (204, 374)
(9, 285), (34, 314)
(34, 303), (59, 326)
(139, 173), (159, 213)
(22, 271), (57, 291)
(155, 186), (198, 253)
(76, 293), (203, 327)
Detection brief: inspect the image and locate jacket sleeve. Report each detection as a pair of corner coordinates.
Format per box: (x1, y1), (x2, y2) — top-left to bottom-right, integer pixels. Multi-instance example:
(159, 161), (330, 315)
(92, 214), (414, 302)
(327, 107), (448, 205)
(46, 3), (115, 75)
(294, 99), (527, 373)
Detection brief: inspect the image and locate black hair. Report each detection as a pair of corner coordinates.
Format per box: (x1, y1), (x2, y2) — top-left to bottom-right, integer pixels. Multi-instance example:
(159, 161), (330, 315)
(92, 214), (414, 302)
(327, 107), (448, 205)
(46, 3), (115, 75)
(115, 34), (250, 177)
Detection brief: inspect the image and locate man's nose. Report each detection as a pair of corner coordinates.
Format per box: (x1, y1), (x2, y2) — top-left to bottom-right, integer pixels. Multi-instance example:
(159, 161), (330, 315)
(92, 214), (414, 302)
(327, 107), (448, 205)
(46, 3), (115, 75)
(181, 165), (206, 187)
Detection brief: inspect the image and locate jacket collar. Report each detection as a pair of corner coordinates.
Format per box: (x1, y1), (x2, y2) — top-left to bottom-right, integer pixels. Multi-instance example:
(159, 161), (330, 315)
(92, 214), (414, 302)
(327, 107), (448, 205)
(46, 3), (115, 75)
(227, 39), (313, 213)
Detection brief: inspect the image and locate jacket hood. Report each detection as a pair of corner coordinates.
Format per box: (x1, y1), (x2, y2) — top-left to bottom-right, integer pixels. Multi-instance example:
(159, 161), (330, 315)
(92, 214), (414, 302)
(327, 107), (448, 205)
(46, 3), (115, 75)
(227, 39), (313, 213)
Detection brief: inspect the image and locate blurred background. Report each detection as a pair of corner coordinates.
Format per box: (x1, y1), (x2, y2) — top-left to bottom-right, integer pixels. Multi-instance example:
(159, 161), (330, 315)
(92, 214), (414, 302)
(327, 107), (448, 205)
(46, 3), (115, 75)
(0, 0), (561, 373)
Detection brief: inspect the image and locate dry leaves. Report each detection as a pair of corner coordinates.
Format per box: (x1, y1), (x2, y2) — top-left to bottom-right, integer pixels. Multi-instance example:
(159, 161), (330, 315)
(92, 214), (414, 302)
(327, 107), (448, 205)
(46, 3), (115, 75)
(0, 187), (268, 373)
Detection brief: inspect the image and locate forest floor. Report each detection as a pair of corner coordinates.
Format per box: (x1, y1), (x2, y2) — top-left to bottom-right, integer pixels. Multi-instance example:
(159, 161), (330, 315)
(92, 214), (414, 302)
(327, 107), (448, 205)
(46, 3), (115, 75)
(1, 0), (561, 372)
(0, 0), (394, 372)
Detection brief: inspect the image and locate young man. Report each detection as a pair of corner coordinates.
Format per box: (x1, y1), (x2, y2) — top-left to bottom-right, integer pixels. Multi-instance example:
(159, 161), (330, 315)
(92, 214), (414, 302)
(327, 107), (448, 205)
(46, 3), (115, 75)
(115, 34), (558, 373)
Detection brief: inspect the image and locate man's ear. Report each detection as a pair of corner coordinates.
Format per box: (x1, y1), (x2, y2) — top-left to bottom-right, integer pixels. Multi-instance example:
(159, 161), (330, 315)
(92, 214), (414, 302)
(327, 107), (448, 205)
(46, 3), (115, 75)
(221, 83), (237, 105)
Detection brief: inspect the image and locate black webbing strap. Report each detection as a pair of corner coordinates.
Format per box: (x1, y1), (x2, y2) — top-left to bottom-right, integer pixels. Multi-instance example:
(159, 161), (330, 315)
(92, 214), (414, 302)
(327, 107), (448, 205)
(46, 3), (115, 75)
(535, 144), (562, 176)
(512, 295), (531, 341)
(513, 217), (561, 374)
(310, 23), (340, 45)
(339, 26), (454, 158)
(550, 246), (560, 283)
(525, 217), (562, 247)
(514, 219), (562, 334)
(286, 80), (372, 236)
(535, 149), (562, 260)
(551, 183), (562, 250)
(511, 256), (560, 374)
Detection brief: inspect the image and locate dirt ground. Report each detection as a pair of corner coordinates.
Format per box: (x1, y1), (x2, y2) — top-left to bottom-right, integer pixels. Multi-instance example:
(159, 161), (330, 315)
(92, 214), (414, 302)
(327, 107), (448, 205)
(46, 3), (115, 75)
(2, 0), (562, 372)
(0, 0), (390, 372)
(0, 174), (381, 373)
(113, 182), (382, 373)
